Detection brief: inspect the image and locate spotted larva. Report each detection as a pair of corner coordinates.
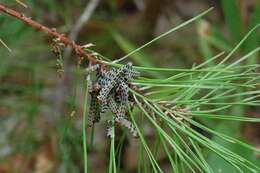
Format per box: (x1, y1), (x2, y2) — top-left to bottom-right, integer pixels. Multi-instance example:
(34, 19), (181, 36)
(117, 78), (129, 105)
(88, 91), (101, 126)
(87, 61), (139, 137)
(86, 64), (100, 73)
(97, 62), (136, 103)
(114, 112), (138, 137)
(107, 94), (118, 114)
(119, 118), (138, 137)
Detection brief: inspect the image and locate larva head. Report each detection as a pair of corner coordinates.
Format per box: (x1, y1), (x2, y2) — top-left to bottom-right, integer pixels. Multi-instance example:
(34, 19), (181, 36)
(122, 62), (133, 74)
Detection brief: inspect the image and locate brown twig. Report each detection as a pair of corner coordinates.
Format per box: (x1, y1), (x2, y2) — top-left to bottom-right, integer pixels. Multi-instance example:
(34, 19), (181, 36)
(0, 3), (97, 64)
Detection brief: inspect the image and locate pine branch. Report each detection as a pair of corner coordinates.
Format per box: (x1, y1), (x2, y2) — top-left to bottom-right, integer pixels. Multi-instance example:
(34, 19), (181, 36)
(0, 3), (97, 64)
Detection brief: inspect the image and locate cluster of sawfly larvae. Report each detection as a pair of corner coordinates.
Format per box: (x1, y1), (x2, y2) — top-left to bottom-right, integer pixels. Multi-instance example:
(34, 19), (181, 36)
(86, 62), (140, 138)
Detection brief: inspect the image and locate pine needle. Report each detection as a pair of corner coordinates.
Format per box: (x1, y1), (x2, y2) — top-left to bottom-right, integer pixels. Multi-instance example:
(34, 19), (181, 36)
(0, 38), (12, 53)
(15, 0), (28, 8)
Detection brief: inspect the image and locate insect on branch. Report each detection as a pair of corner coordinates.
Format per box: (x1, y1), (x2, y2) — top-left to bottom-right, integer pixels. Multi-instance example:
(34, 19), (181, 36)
(0, 3), (97, 64)
(0, 3), (142, 137)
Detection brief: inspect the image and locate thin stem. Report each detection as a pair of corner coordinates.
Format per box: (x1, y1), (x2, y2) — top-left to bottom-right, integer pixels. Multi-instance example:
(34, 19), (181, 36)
(109, 126), (117, 173)
(82, 78), (89, 173)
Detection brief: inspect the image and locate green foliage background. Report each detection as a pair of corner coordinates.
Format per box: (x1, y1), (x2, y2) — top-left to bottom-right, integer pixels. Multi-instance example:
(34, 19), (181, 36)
(0, 0), (259, 173)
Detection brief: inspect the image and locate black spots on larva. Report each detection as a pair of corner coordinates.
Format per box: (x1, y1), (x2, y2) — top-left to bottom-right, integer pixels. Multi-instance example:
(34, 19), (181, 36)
(86, 64), (100, 75)
(51, 38), (65, 76)
(86, 62), (139, 137)
(88, 90), (101, 126)
(117, 79), (129, 107)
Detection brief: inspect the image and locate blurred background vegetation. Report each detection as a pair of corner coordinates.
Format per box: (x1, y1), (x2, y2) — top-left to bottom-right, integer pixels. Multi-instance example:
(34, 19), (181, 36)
(0, 0), (259, 173)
